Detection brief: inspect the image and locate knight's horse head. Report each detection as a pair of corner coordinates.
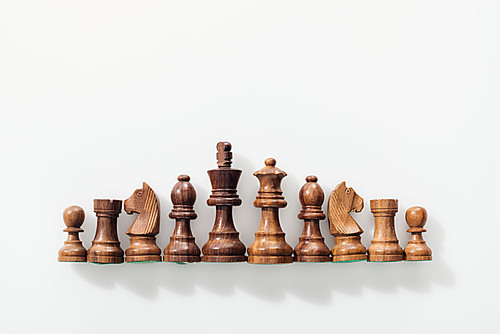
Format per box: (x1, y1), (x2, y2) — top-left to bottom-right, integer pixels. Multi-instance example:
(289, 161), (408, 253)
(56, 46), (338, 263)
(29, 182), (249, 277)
(124, 182), (148, 215)
(124, 182), (160, 236)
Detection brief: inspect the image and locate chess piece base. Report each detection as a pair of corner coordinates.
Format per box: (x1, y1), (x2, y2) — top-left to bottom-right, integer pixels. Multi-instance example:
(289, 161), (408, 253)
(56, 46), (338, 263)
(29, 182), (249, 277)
(164, 255), (201, 263)
(87, 255), (124, 264)
(126, 255), (161, 262)
(367, 254), (403, 262)
(294, 255), (331, 263)
(248, 255), (293, 264)
(332, 253), (367, 262)
(405, 255), (432, 261)
(58, 255), (86, 262)
(201, 255), (247, 262)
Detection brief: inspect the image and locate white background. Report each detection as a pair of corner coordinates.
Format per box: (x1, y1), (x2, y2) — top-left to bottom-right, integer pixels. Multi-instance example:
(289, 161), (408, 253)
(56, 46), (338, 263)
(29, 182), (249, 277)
(1, 1), (499, 333)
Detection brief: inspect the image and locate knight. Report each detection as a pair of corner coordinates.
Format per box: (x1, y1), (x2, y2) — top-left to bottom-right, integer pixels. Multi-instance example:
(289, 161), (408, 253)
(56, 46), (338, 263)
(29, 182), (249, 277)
(328, 181), (367, 262)
(124, 182), (162, 262)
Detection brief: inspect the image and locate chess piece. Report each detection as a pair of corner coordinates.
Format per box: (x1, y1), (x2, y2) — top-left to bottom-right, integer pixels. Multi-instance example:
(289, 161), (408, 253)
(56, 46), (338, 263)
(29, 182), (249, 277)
(202, 142), (246, 262)
(124, 182), (162, 262)
(164, 175), (201, 263)
(293, 176), (330, 262)
(368, 199), (404, 262)
(58, 205), (87, 262)
(248, 158), (293, 264)
(404, 206), (432, 261)
(328, 182), (367, 262)
(87, 199), (124, 264)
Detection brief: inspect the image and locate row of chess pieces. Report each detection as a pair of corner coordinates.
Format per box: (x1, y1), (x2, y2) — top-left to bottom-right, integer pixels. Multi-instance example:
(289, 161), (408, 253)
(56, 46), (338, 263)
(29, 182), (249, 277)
(58, 141), (432, 264)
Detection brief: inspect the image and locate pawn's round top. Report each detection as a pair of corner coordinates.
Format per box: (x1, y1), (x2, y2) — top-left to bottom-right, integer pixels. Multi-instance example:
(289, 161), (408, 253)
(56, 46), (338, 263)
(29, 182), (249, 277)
(406, 206), (428, 227)
(63, 205), (85, 228)
(265, 158), (276, 166)
(171, 174), (196, 206)
(299, 175), (324, 207)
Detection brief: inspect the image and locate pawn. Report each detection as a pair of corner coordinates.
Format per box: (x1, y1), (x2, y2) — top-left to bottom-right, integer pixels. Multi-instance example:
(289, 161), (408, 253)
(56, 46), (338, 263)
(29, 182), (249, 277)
(404, 206), (432, 261)
(294, 176), (331, 262)
(164, 175), (201, 263)
(58, 205), (87, 262)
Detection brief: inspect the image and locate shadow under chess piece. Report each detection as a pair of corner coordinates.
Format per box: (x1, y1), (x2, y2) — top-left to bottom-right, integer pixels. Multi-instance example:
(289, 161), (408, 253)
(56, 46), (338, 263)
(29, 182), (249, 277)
(87, 199), (124, 264)
(58, 205), (87, 262)
(368, 199), (404, 262)
(124, 182), (162, 262)
(202, 142), (246, 262)
(164, 175), (201, 263)
(404, 206), (432, 261)
(294, 176), (331, 262)
(328, 181), (367, 262)
(248, 158), (293, 264)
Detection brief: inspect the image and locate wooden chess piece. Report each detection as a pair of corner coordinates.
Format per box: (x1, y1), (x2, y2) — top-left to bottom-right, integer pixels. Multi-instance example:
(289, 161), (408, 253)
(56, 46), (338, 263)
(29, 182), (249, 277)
(404, 206), (432, 261)
(368, 199), (404, 262)
(58, 205), (87, 262)
(87, 199), (124, 264)
(248, 158), (293, 264)
(124, 182), (162, 262)
(202, 142), (246, 262)
(164, 175), (201, 263)
(328, 181), (367, 262)
(293, 176), (331, 262)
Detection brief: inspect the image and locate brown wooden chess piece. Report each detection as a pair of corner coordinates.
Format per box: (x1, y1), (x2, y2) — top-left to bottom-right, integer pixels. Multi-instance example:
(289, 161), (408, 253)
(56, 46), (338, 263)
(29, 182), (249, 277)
(124, 182), (162, 262)
(87, 199), (124, 264)
(328, 181), (367, 262)
(248, 158), (293, 264)
(164, 175), (201, 263)
(58, 205), (87, 262)
(404, 206), (432, 261)
(368, 199), (404, 262)
(293, 176), (331, 262)
(202, 142), (246, 262)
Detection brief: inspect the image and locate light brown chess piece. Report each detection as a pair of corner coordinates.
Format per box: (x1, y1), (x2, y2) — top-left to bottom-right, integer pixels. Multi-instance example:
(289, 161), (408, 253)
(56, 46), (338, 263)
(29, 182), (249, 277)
(328, 182), (367, 262)
(368, 199), (404, 262)
(294, 176), (331, 262)
(404, 206), (432, 261)
(202, 142), (246, 262)
(87, 199), (124, 264)
(164, 175), (201, 263)
(58, 205), (87, 262)
(124, 182), (162, 262)
(248, 158), (293, 264)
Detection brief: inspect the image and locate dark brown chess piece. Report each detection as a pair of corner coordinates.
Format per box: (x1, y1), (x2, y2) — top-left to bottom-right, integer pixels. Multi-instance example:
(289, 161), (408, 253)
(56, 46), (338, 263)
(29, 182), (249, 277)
(124, 182), (162, 262)
(328, 181), (367, 262)
(164, 175), (201, 263)
(87, 199), (124, 264)
(202, 142), (246, 262)
(404, 206), (432, 261)
(294, 176), (331, 262)
(368, 199), (404, 262)
(248, 158), (293, 264)
(58, 205), (87, 262)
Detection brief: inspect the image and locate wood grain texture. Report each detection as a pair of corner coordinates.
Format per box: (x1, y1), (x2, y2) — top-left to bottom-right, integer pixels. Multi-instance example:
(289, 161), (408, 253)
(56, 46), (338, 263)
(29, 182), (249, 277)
(58, 205), (87, 262)
(164, 175), (201, 263)
(293, 176), (331, 262)
(328, 181), (367, 262)
(368, 199), (404, 262)
(202, 142), (246, 262)
(404, 206), (432, 261)
(248, 158), (293, 264)
(124, 182), (162, 262)
(87, 199), (124, 264)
